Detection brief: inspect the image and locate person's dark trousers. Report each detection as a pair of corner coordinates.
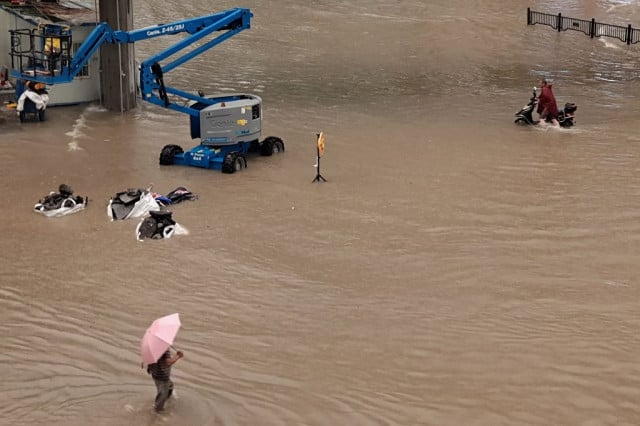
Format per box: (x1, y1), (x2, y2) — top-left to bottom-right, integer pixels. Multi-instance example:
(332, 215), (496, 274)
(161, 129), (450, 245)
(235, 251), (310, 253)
(153, 378), (174, 411)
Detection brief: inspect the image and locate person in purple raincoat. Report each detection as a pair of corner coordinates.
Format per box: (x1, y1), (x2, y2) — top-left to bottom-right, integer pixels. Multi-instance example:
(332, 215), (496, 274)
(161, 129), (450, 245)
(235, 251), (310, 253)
(537, 78), (560, 126)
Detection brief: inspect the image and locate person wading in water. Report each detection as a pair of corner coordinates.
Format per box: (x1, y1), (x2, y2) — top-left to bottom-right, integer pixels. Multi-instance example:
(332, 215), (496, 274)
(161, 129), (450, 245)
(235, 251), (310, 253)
(147, 349), (184, 412)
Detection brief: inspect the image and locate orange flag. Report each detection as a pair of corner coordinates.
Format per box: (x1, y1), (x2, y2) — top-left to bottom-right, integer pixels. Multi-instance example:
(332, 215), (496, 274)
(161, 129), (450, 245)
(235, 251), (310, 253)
(317, 131), (326, 156)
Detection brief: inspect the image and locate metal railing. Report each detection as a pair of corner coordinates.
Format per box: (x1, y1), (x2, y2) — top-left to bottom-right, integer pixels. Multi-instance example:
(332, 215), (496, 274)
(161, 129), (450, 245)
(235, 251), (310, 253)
(9, 25), (72, 79)
(527, 8), (640, 45)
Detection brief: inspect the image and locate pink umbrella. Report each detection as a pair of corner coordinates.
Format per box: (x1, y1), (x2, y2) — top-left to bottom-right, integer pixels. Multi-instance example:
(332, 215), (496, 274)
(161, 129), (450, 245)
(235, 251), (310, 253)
(140, 313), (181, 367)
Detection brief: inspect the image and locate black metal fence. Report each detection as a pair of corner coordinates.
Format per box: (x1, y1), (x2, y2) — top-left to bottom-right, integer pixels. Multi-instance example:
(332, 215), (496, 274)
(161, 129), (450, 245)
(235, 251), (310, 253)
(527, 8), (640, 45)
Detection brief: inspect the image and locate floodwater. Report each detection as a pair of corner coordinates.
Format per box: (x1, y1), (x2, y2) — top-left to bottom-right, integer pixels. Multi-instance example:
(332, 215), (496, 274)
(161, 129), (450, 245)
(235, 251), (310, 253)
(1, 0), (640, 425)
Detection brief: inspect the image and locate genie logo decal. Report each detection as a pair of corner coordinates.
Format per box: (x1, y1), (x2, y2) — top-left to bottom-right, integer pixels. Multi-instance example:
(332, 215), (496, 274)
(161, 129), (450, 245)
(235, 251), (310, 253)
(146, 23), (185, 37)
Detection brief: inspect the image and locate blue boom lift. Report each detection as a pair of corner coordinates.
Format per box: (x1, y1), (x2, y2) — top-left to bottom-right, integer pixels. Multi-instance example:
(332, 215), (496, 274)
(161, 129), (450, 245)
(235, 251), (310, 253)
(8, 8), (284, 173)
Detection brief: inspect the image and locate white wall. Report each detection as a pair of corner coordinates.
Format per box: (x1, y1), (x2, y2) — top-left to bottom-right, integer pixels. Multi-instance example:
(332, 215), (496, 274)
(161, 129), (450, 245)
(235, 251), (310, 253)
(0, 9), (14, 74)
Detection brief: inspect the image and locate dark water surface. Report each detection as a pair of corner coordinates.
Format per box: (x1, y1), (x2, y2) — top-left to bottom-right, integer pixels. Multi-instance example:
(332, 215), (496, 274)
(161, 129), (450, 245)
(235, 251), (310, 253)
(1, 0), (640, 425)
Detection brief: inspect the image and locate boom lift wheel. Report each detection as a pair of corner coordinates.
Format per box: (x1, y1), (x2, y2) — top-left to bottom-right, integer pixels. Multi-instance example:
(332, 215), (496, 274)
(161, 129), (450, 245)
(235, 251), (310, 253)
(222, 152), (246, 173)
(260, 136), (285, 156)
(159, 144), (184, 165)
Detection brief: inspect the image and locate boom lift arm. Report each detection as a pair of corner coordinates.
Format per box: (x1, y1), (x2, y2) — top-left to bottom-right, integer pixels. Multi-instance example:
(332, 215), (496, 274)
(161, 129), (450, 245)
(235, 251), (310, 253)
(9, 7), (252, 116)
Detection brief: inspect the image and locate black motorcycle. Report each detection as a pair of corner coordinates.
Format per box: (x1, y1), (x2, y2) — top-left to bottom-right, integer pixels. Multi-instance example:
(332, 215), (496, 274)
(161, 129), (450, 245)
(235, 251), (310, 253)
(136, 210), (177, 240)
(514, 87), (577, 128)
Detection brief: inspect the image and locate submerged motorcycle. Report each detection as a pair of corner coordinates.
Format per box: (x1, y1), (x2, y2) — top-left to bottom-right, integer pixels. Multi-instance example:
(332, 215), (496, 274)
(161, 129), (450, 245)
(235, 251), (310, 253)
(514, 87), (577, 128)
(34, 184), (87, 217)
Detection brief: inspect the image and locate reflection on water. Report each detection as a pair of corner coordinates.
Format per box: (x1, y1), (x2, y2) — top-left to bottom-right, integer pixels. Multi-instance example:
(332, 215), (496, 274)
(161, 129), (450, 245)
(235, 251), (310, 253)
(2, 0), (640, 425)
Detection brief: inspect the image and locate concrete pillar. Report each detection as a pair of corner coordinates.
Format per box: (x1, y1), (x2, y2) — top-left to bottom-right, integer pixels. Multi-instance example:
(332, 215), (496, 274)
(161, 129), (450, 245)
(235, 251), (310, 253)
(98, 0), (136, 112)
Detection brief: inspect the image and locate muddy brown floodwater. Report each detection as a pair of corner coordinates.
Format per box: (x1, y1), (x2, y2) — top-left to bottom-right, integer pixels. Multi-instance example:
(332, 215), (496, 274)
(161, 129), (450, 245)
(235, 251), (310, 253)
(1, 0), (640, 425)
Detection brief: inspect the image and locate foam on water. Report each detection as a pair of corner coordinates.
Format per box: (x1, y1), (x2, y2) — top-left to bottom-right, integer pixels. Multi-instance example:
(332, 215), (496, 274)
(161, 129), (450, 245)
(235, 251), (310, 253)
(64, 104), (109, 151)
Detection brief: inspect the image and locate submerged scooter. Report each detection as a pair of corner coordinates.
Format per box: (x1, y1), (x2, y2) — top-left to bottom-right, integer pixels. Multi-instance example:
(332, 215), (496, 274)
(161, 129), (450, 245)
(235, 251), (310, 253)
(514, 87), (577, 128)
(16, 80), (49, 122)
(34, 184), (87, 217)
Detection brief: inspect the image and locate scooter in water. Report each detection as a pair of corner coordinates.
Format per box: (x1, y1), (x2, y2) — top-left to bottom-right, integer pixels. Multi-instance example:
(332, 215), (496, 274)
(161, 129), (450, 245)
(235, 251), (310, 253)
(16, 81), (48, 122)
(514, 87), (577, 128)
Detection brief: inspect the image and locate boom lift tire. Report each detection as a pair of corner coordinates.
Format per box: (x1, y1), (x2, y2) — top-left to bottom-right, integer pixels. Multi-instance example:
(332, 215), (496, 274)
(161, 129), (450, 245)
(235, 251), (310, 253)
(259, 136), (285, 156)
(159, 144), (184, 165)
(221, 152), (247, 174)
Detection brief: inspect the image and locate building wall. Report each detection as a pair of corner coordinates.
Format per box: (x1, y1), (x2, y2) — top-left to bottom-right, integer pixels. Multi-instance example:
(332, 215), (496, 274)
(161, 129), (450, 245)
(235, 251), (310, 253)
(0, 10), (13, 74)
